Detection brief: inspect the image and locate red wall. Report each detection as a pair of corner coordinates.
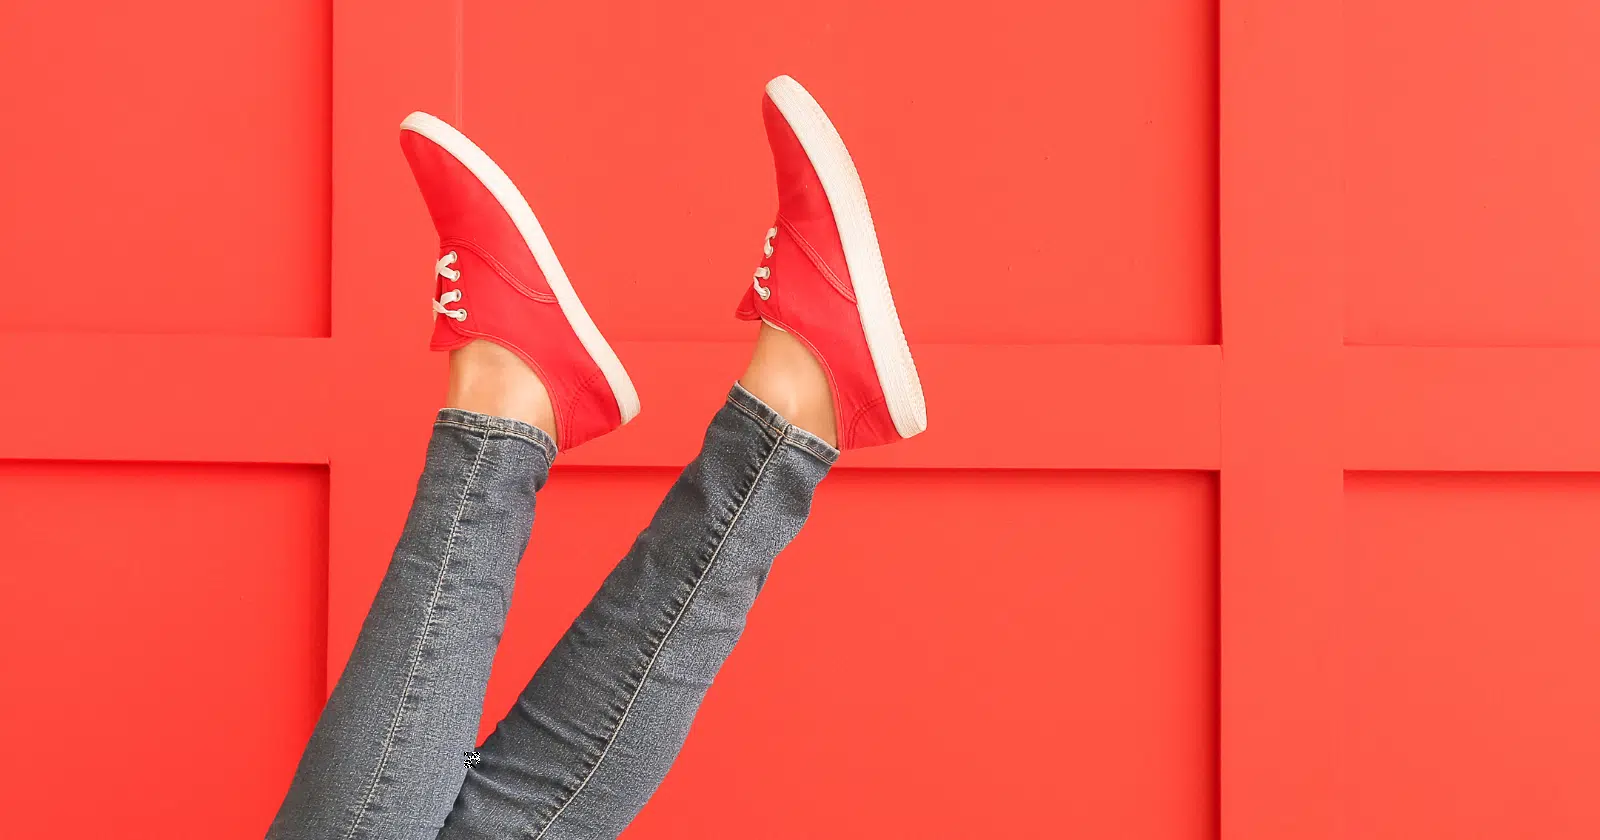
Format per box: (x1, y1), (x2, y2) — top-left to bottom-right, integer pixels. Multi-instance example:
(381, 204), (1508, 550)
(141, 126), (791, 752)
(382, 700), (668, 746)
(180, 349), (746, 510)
(1, 1), (1597, 838)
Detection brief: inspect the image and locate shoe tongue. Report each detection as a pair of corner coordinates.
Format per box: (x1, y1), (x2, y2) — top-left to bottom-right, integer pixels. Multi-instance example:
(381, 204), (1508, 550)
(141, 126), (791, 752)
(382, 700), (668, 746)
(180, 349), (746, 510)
(734, 283), (763, 321)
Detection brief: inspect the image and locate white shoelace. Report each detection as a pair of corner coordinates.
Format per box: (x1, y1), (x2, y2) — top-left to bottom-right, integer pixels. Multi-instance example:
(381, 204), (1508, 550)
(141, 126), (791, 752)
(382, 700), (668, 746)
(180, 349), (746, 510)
(432, 252), (467, 320)
(751, 227), (777, 300)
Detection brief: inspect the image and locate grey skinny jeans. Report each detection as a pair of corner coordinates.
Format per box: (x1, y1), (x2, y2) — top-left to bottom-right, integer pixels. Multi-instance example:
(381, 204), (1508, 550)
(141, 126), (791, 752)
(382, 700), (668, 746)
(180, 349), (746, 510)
(265, 384), (836, 839)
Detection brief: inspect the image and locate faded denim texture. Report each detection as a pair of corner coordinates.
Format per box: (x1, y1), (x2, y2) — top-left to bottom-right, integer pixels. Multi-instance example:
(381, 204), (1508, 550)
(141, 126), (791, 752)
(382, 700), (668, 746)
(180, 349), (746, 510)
(267, 385), (834, 840)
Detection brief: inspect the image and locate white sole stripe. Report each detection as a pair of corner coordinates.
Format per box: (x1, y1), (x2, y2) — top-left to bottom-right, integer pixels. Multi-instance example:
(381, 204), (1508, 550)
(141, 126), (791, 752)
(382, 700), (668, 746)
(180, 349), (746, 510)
(764, 76), (928, 439)
(400, 111), (641, 426)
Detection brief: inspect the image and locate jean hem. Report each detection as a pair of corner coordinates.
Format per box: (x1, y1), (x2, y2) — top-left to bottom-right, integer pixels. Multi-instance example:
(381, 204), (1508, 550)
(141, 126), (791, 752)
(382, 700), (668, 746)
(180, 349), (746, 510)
(725, 383), (841, 465)
(434, 408), (558, 460)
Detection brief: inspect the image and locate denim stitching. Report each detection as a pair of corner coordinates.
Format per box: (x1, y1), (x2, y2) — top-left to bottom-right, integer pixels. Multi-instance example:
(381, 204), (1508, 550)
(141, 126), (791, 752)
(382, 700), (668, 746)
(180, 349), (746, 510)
(528, 588), (680, 817)
(726, 397), (787, 437)
(511, 478), (731, 829)
(736, 319), (846, 439)
(434, 420), (552, 459)
(529, 429), (784, 839)
(342, 426), (492, 840)
(783, 428), (838, 465)
(436, 411), (545, 438)
(729, 394), (837, 464)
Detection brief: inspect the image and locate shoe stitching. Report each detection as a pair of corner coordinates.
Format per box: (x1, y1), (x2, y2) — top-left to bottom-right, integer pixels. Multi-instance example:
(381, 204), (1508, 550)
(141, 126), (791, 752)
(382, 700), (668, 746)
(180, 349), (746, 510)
(438, 323), (567, 451)
(558, 366), (611, 449)
(528, 429), (785, 838)
(758, 314), (848, 451)
(844, 394), (891, 451)
(442, 236), (559, 304)
(429, 329), (475, 353)
(777, 214), (856, 304)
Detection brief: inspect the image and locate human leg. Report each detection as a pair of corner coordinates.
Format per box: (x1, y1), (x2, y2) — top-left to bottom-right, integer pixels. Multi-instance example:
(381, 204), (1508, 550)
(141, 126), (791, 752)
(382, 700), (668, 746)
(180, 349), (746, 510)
(266, 110), (638, 840)
(434, 383), (834, 840)
(437, 74), (926, 839)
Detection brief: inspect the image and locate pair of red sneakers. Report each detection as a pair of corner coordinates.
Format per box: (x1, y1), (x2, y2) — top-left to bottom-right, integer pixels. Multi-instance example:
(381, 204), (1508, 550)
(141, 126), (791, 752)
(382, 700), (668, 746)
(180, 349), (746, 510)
(401, 76), (926, 452)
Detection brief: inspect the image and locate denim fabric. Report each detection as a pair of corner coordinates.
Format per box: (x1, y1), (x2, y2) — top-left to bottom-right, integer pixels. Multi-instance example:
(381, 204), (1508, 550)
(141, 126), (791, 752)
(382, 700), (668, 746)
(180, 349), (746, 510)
(437, 384), (835, 839)
(267, 410), (555, 840)
(267, 384), (835, 840)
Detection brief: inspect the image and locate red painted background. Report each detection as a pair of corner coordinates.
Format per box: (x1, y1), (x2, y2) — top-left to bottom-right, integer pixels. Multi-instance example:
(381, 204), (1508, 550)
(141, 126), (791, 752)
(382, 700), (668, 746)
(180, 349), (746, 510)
(1, 1), (1597, 838)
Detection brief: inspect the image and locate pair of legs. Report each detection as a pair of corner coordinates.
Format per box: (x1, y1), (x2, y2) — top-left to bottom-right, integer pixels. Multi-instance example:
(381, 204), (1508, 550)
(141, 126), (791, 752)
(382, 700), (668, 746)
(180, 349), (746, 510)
(266, 338), (835, 840)
(266, 76), (926, 839)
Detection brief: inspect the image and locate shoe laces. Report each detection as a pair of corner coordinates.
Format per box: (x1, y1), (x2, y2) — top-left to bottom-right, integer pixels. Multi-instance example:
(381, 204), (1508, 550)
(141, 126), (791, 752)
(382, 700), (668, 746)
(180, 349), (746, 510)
(751, 227), (777, 301)
(432, 251), (467, 321)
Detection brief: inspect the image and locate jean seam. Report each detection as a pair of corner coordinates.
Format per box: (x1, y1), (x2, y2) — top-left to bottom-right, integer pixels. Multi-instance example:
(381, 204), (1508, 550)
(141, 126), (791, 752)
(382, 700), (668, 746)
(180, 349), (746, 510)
(783, 428), (837, 464)
(434, 420), (553, 460)
(528, 433), (786, 839)
(729, 395), (836, 464)
(342, 426), (492, 840)
(726, 395), (788, 441)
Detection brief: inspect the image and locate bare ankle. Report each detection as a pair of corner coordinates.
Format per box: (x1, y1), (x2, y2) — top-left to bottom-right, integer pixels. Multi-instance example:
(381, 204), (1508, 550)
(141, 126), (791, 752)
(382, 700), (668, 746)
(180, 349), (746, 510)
(446, 340), (558, 444)
(739, 324), (838, 446)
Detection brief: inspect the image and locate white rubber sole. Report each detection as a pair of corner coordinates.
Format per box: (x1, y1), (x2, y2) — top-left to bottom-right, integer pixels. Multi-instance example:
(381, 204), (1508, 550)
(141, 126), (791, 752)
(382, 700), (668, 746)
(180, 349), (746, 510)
(400, 111), (641, 426)
(764, 76), (928, 439)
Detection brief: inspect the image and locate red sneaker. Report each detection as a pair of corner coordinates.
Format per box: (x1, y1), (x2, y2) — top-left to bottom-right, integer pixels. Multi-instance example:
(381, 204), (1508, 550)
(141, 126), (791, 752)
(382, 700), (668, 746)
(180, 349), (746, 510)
(735, 76), (927, 450)
(400, 112), (640, 451)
